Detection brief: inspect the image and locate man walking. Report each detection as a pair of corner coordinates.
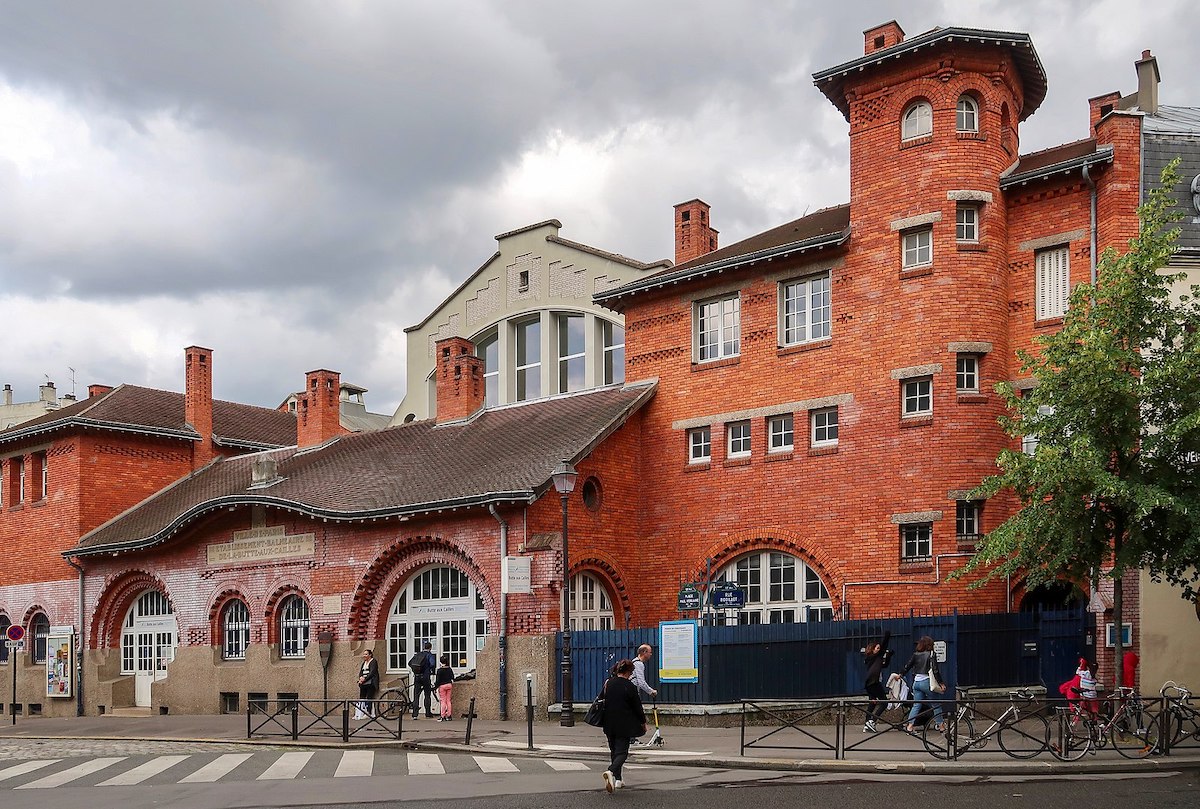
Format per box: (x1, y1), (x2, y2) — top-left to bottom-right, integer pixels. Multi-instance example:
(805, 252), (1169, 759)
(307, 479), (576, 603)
(629, 644), (657, 745)
(410, 641), (437, 719)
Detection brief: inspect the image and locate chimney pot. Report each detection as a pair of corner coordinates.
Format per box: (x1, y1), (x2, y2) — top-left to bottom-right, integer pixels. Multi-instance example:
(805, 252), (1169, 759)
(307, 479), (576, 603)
(434, 336), (485, 423)
(297, 369), (343, 447)
(673, 199), (718, 265)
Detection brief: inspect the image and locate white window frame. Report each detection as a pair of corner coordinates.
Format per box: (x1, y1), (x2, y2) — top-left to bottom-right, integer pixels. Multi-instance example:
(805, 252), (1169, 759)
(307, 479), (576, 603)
(602, 321), (625, 385)
(556, 313), (586, 394)
(902, 101), (932, 140)
(688, 427), (711, 464)
(810, 407), (839, 447)
(956, 354), (979, 393)
(956, 95), (979, 132)
(279, 595), (310, 660)
(955, 204), (979, 242)
(717, 552), (832, 625)
(1035, 246), (1070, 320)
(17, 458), (25, 504)
(900, 523), (933, 562)
(696, 294), (740, 362)
(386, 566), (487, 673)
(727, 420), (751, 459)
(476, 329), (499, 408)
(780, 271), (831, 346)
(1022, 404), (1055, 455)
(221, 599), (250, 661)
(902, 228), (932, 269)
(767, 414), (793, 453)
(902, 377), (933, 417)
(514, 317), (542, 401)
(569, 572), (614, 630)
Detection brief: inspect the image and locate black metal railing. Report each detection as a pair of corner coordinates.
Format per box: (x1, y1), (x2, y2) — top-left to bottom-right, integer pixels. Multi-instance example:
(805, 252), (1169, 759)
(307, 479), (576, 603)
(247, 699), (404, 742)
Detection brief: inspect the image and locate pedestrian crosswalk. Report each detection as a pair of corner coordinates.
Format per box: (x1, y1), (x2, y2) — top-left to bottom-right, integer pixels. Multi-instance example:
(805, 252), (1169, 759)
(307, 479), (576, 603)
(0, 750), (610, 789)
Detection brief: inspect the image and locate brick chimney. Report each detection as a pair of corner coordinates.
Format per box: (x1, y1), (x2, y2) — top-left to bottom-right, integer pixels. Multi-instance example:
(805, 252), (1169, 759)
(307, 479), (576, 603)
(1088, 91), (1121, 133)
(863, 20), (904, 54)
(185, 346), (215, 470)
(434, 336), (485, 424)
(87, 384), (113, 399)
(1135, 49), (1159, 115)
(673, 199), (718, 266)
(297, 369), (343, 447)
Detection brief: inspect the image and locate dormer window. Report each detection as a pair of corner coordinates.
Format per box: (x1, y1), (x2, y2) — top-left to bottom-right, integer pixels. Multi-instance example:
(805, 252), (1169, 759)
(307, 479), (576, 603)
(902, 101), (932, 140)
(956, 95), (979, 133)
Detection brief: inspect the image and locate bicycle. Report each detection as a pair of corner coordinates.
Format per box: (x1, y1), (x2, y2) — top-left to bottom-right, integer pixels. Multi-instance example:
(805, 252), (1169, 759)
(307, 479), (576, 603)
(1049, 686), (1158, 760)
(375, 686), (412, 720)
(922, 687), (1049, 760)
(1160, 681), (1200, 749)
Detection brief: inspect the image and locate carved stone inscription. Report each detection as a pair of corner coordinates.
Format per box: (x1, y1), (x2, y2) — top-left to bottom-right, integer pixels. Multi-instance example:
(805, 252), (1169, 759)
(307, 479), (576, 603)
(207, 525), (315, 566)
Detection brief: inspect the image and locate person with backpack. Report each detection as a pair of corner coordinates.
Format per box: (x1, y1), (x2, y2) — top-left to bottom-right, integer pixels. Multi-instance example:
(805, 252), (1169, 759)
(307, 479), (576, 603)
(408, 641), (437, 719)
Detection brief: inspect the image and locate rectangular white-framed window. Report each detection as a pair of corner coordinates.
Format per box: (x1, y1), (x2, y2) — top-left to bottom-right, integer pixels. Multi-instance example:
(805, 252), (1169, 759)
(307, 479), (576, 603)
(956, 354), (979, 393)
(902, 377), (933, 417)
(557, 313), (585, 394)
(767, 414), (793, 453)
(1035, 245), (1070, 320)
(37, 452), (47, 500)
(727, 420), (751, 459)
(902, 227), (932, 269)
(602, 321), (625, 385)
(1021, 404), (1055, 455)
(900, 523), (933, 562)
(476, 330), (500, 407)
(780, 271), (831, 346)
(956, 500), (982, 541)
(696, 294), (740, 362)
(955, 204), (979, 242)
(688, 427), (711, 464)
(810, 407), (839, 447)
(1105, 623), (1133, 648)
(515, 317), (541, 401)
(16, 458), (24, 504)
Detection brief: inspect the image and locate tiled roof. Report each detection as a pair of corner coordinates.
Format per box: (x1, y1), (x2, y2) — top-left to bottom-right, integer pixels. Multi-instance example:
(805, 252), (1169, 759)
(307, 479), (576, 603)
(0, 384), (296, 449)
(71, 381), (657, 555)
(999, 139), (1114, 189)
(595, 205), (850, 305)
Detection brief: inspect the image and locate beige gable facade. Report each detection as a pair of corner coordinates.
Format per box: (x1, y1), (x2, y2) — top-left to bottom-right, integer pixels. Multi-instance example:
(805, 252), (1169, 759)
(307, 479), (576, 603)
(392, 219), (669, 424)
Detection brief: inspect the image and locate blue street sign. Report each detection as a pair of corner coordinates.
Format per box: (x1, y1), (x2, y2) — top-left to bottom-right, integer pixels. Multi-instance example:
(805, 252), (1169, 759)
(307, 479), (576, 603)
(677, 586), (702, 611)
(711, 587), (745, 609)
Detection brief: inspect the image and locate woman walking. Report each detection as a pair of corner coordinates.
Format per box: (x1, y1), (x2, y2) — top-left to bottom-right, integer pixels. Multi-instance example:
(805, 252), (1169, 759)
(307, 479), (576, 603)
(900, 635), (944, 733)
(599, 658), (647, 793)
(862, 630), (892, 732)
(434, 654), (455, 721)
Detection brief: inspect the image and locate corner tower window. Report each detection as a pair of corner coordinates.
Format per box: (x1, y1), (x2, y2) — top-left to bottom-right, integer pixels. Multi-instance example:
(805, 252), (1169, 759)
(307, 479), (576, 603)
(956, 95), (979, 132)
(902, 101), (932, 140)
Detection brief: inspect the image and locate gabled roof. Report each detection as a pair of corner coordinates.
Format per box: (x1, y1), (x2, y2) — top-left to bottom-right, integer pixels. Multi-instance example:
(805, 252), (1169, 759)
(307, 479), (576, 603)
(0, 384), (296, 450)
(69, 380), (657, 556)
(999, 138), (1114, 189)
(595, 205), (850, 306)
(812, 27), (1048, 123)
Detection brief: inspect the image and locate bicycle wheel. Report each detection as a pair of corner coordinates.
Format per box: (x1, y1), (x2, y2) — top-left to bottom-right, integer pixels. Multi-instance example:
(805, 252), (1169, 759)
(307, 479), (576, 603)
(1049, 716), (1091, 761)
(377, 687), (410, 720)
(1111, 709), (1159, 759)
(923, 716), (972, 760)
(997, 713), (1050, 759)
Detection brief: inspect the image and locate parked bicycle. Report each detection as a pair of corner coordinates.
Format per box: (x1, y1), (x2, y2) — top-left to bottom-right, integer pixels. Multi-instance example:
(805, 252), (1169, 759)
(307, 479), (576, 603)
(1050, 686), (1158, 760)
(1160, 681), (1200, 749)
(922, 687), (1049, 760)
(375, 687), (411, 720)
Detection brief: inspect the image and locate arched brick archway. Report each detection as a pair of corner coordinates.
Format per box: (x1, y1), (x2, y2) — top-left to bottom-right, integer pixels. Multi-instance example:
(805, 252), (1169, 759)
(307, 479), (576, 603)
(348, 535), (492, 641)
(572, 553), (633, 628)
(693, 529), (844, 615)
(89, 570), (172, 649)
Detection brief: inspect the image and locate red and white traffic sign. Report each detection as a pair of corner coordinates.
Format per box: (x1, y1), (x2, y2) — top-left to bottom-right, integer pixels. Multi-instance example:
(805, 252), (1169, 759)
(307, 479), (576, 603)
(4, 624), (23, 642)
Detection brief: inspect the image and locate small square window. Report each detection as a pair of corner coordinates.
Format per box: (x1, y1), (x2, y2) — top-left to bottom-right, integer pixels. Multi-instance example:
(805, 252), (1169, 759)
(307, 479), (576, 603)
(900, 523), (932, 562)
(902, 228), (932, 268)
(727, 421), (751, 458)
(689, 427), (711, 464)
(955, 205), (978, 242)
(810, 408), (839, 447)
(902, 377), (932, 417)
(956, 355), (979, 393)
(767, 414), (794, 453)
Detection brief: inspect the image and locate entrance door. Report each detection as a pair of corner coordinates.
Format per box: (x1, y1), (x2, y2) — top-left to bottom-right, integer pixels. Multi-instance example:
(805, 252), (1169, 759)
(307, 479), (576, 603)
(135, 631), (155, 706)
(120, 591), (177, 707)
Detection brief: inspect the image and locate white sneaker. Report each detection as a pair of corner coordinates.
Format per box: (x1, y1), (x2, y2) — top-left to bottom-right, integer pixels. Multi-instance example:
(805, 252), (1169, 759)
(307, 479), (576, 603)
(602, 770), (615, 793)
(615, 779), (624, 789)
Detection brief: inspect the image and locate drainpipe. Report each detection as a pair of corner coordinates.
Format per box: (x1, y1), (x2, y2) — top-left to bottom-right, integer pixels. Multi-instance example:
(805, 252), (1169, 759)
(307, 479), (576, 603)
(1083, 162), (1098, 285)
(65, 557), (86, 717)
(488, 504), (510, 720)
(840, 553), (974, 618)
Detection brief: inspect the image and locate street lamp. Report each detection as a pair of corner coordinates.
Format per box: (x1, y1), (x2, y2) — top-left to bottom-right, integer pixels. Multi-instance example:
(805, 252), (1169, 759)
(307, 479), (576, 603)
(551, 458), (578, 727)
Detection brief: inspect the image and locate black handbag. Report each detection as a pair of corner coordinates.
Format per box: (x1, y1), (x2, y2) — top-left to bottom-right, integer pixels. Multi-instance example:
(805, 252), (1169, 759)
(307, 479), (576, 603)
(583, 682), (607, 727)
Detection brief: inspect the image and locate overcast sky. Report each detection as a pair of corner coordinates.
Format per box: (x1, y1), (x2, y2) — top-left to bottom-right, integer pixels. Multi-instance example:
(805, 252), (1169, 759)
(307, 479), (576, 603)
(1, 1), (1195, 417)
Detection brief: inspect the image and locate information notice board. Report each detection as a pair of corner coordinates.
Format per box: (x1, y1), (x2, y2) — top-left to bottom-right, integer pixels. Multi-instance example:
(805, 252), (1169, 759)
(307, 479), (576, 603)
(658, 620), (698, 683)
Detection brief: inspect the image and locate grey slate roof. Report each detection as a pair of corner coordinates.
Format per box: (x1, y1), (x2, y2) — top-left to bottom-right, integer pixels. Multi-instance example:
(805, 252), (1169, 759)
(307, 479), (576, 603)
(70, 380), (657, 556)
(0, 384), (296, 449)
(1144, 106), (1200, 136)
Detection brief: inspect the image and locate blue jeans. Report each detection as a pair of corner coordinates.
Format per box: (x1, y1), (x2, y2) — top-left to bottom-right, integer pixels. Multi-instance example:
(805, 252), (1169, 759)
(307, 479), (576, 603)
(907, 678), (943, 726)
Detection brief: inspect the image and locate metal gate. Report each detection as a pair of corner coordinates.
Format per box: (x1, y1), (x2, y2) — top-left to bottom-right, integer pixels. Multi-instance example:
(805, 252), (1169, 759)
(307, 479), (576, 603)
(1036, 607), (1091, 690)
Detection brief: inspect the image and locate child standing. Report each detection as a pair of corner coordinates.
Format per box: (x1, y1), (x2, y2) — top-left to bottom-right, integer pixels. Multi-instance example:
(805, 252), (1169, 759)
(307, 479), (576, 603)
(435, 654), (455, 721)
(1076, 658), (1099, 717)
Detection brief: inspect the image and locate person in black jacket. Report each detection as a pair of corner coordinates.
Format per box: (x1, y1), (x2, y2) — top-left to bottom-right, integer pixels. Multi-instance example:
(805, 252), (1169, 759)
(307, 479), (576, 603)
(410, 641), (437, 719)
(354, 649), (379, 720)
(862, 630), (892, 732)
(599, 658), (647, 793)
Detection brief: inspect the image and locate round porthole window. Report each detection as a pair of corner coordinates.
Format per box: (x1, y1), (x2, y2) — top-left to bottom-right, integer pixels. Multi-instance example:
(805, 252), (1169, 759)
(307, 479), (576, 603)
(581, 477), (602, 512)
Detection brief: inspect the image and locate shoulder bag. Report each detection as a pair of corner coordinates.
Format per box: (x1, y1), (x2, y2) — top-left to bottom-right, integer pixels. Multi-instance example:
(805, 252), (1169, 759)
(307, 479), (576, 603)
(584, 681), (608, 727)
(928, 655), (946, 693)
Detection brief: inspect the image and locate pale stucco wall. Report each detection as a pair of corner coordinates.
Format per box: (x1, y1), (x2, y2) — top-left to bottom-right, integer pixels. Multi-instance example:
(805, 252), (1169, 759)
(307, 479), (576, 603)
(1138, 570), (1200, 693)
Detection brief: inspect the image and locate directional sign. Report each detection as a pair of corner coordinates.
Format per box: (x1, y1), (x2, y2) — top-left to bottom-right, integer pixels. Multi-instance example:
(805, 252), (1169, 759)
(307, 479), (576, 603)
(5, 624), (23, 642)
(711, 587), (745, 609)
(676, 586), (702, 611)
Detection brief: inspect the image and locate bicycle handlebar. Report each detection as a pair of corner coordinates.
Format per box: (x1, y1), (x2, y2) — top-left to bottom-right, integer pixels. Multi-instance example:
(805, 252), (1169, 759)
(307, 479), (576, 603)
(1008, 689), (1035, 702)
(1161, 680), (1192, 699)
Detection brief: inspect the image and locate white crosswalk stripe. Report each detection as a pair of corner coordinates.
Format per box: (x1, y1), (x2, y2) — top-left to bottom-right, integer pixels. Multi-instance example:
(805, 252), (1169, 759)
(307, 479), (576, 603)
(545, 759), (590, 771)
(15, 757), (126, 789)
(177, 753), (253, 783)
(257, 751), (314, 780)
(473, 755), (519, 773)
(406, 752), (445, 775)
(98, 755), (190, 786)
(0, 760), (60, 783)
(334, 750), (374, 777)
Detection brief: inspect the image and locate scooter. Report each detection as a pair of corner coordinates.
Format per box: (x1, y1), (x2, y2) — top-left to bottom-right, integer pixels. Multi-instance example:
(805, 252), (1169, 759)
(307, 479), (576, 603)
(645, 701), (665, 747)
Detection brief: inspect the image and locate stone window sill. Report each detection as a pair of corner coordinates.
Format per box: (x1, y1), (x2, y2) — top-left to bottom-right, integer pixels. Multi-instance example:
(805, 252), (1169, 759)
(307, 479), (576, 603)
(777, 339), (832, 357)
(900, 135), (933, 150)
(692, 356), (740, 372)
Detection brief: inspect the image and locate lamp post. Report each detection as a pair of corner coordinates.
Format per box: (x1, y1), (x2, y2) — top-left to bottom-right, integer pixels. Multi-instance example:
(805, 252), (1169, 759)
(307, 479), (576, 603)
(551, 458), (578, 727)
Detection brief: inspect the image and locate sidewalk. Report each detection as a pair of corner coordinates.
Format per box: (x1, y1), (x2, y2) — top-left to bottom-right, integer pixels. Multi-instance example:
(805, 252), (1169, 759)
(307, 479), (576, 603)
(0, 711), (1197, 776)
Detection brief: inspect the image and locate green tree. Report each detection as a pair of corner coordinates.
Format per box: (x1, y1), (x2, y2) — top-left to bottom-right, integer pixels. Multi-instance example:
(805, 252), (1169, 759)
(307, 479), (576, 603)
(959, 162), (1200, 686)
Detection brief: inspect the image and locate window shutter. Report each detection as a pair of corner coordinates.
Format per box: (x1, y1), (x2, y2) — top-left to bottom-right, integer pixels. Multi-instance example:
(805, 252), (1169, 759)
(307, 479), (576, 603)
(1036, 247), (1069, 318)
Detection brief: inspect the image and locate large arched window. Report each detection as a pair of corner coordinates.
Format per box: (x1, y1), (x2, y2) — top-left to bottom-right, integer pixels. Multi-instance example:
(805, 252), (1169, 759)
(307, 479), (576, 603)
(221, 599), (250, 661)
(30, 612), (51, 663)
(386, 565), (488, 674)
(956, 95), (979, 132)
(569, 572), (615, 630)
(716, 551), (833, 624)
(279, 595), (310, 659)
(902, 101), (933, 140)
(0, 614), (10, 664)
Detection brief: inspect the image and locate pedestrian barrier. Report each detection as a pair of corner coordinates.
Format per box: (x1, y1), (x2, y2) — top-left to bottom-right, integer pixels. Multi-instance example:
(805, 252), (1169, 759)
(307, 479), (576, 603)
(246, 698), (404, 742)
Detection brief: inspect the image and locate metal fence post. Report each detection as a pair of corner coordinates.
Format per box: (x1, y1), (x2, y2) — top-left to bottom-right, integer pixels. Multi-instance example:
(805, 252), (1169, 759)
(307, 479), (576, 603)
(342, 702), (350, 742)
(739, 700), (746, 756)
(291, 704), (299, 741)
(246, 706), (251, 739)
(526, 675), (534, 751)
(465, 697), (476, 745)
